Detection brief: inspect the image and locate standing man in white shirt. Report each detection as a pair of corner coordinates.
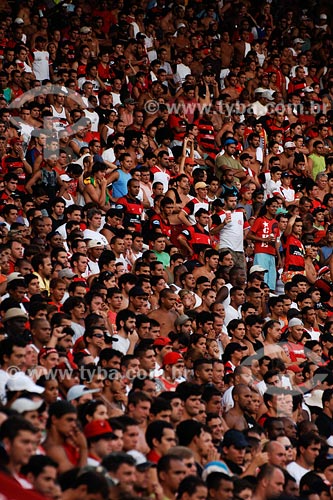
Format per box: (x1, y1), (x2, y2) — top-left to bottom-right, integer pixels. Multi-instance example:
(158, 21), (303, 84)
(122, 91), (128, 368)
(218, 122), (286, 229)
(210, 192), (249, 270)
(32, 36), (49, 81)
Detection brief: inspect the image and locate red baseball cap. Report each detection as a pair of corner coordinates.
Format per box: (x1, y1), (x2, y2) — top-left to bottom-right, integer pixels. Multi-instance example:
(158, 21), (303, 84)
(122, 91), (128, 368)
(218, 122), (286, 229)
(185, 158), (196, 165)
(10, 137), (22, 146)
(288, 364), (302, 374)
(162, 352), (183, 366)
(154, 337), (172, 347)
(84, 420), (115, 439)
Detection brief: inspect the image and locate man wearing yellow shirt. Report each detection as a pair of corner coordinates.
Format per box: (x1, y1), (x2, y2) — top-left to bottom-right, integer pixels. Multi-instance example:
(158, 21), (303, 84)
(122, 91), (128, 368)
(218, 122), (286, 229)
(31, 253), (52, 296)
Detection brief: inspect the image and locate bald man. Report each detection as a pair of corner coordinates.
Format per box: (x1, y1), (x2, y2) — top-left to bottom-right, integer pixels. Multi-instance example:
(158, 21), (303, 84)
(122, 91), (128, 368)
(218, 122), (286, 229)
(264, 441), (287, 469)
(224, 384), (254, 431)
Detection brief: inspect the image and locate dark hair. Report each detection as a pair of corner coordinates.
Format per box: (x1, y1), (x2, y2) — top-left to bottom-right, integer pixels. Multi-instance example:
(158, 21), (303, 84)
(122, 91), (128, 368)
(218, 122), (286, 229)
(178, 475), (206, 498)
(0, 416), (37, 441)
(145, 420), (174, 449)
(176, 419), (204, 446)
(21, 455), (57, 477)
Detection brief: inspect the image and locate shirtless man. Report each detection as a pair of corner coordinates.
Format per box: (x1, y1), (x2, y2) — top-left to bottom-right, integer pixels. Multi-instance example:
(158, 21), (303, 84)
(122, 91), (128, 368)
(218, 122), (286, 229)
(242, 133), (262, 175)
(193, 248), (219, 282)
(279, 143), (295, 172)
(148, 289), (178, 337)
(43, 401), (88, 474)
(263, 320), (290, 364)
(165, 173), (191, 220)
(224, 384), (253, 431)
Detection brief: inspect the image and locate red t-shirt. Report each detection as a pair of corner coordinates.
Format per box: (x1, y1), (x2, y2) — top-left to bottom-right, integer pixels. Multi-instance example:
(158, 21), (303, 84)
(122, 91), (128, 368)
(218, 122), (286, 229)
(250, 216), (278, 256)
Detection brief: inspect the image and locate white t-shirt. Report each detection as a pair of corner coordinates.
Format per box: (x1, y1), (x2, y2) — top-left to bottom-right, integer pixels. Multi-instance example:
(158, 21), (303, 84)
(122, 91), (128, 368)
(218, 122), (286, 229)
(72, 322), (85, 343)
(32, 49), (50, 80)
(249, 100), (269, 118)
(265, 178), (281, 199)
(84, 109), (99, 132)
(224, 304), (241, 326)
(112, 335), (130, 355)
(216, 209), (245, 252)
(102, 148), (116, 164)
(286, 462), (310, 485)
(175, 63), (191, 86)
(83, 229), (108, 246)
(279, 185), (295, 202)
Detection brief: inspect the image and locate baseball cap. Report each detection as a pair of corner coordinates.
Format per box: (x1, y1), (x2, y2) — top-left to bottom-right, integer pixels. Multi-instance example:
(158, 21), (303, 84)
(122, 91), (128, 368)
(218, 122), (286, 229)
(249, 265), (268, 274)
(153, 337), (172, 347)
(304, 389), (324, 408)
(185, 158), (196, 165)
(14, 17), (24, 24)
(87, 240), (104, 249)
(261, 90), (274, 101)
(10, 397), (44, 413)
(84, 420), (115, 439)
(288, 364), (302, 374)
(129, 286), (148, 298)
(240, 185), (251, 195)
(162, 352), (183, 366)
(224, 138), (238, 146)
(177, 22), (186, 29)
(80, 26), (92, 34)
(223, 430), (249, 448)
(288, 318), (304, 328)
(320, 14), (327, 20)
(318, 266), (330, 277)
(127, 449), (155, 469)
(294, 38), (305, 44)
(196, 276), (210, 285)
(58, 268), (76, 279)
(123, 98), (136, 105)
(254, 87), (266, 94)
(223, 342), (247, 358)
(6, 372), (45, 394)
(202, 461), (231, 481)
(60, 174), (72, 182)
(3, 308), (28, 322)
(38, 347), (58, 363)
(10, 137), (23, 146)
(304, 86), (314, 93)
(194, 182), (208, 190)
(6, 272), (24, 284)
(174, 314), (191, 327)
(284, 141), (296, 149)
(281, 172), (291, 178)
(67, 384), (99, 402)
(314, 302), (327, 311)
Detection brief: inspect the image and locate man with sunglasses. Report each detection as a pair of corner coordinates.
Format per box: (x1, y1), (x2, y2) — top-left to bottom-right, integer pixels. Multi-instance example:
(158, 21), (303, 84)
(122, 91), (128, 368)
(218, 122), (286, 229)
(83, 326), (107, 363)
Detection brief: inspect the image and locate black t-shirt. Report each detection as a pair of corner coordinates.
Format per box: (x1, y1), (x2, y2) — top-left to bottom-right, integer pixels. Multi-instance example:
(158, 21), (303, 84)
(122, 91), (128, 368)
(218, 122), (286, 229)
(314, 412), (333, 438)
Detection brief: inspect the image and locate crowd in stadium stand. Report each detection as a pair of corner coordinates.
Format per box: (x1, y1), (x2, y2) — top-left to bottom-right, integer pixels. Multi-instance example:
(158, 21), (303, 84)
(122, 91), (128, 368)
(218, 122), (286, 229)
(1, 0), (333, 499)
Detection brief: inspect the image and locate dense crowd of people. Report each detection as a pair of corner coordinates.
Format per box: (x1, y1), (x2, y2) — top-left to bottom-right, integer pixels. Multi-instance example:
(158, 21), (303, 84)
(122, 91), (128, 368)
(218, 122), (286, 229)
(1, 0), (333, 499)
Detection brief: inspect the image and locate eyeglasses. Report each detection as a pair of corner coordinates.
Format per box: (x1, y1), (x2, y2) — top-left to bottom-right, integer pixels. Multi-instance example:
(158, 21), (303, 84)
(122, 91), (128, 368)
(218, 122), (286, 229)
(285, 445), (293, 450)
(92, 333), (104, 338)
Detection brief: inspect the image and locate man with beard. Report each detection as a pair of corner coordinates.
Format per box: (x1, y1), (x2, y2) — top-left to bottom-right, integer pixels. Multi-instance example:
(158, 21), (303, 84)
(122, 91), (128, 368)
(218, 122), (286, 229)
(224, 384), (254, 431)
(112, 309), (139, 355)
(31, 253), (52, 295)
